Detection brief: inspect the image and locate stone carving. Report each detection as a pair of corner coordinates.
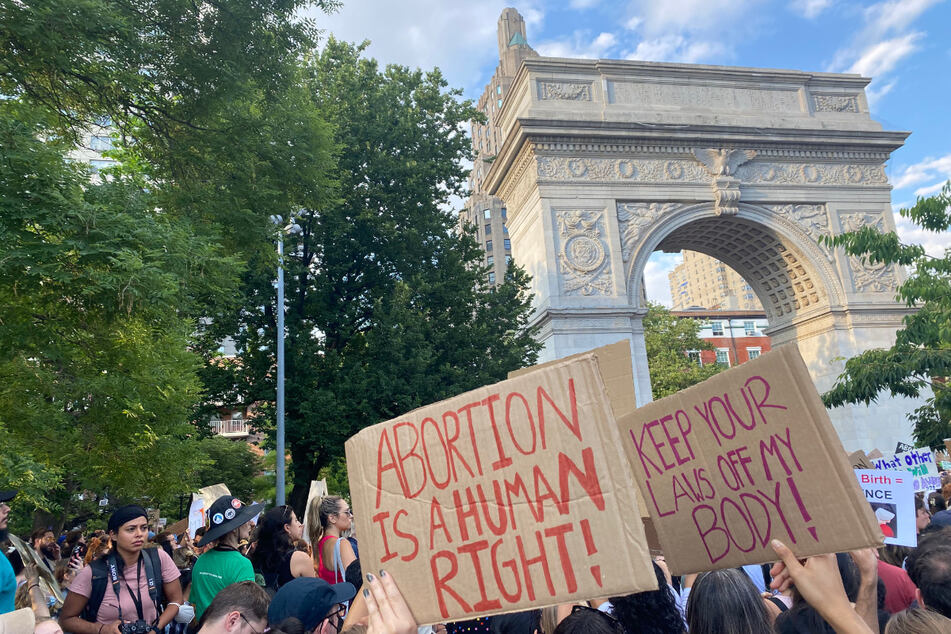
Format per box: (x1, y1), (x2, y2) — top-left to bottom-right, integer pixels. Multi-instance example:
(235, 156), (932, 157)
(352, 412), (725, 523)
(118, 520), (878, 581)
(813, 94), (859, 113)
(840, 212), (885, 233)
(693, 149), (757, 216)
(762, 204), (833, 260)
(609, 81), (802, 113)
(735, 162), (887, 186)
(849, 255), (897, 293)
(616, 202), (683, 262)
(539, 81), (592, 101)
(537, 157), (708, 183)
(556, 211), (612, 296)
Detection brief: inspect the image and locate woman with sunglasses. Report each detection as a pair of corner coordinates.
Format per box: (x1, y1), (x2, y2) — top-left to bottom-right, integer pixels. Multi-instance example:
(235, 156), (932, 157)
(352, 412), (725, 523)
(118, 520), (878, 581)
(252, 505), (314, 592)
(306, 496), (356, 585)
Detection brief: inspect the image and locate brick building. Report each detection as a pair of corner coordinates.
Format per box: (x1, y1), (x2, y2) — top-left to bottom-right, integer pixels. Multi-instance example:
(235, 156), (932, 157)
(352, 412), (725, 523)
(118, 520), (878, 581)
(672, 308), (771, 367)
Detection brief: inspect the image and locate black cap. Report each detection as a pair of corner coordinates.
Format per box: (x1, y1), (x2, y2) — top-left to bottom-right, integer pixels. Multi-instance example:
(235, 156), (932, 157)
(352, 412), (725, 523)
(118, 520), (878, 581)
(268, 578), (357, 630)
(195, 495), (263, 547)
(0, 490), (16, 503)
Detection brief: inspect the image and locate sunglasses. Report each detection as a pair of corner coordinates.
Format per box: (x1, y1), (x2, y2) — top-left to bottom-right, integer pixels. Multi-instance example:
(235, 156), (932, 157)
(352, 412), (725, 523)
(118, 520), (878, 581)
(240, 613), (269, 634)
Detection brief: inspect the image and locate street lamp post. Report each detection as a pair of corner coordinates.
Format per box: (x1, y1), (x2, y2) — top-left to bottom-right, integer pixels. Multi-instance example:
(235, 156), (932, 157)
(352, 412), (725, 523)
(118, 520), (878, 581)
(271, 215), (300, 507)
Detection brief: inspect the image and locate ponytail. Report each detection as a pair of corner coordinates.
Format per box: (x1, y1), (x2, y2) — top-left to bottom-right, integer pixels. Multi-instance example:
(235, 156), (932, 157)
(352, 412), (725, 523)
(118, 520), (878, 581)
(307, 495), (343, 545)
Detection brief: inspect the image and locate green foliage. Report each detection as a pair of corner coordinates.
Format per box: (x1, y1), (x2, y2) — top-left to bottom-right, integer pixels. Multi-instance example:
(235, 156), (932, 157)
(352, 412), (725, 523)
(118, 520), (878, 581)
(820, 182), (951, 448)
(206, 40), (541, 511)
(193, 437), (262, 505)
(643, 303), (723, 399)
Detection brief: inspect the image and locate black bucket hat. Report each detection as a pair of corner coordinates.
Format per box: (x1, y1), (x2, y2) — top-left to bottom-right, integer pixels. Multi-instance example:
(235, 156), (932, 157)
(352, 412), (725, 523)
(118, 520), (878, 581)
(268, 577), (357, 630)
(0, 490), (16, 503)
(196, 495), (263, 547)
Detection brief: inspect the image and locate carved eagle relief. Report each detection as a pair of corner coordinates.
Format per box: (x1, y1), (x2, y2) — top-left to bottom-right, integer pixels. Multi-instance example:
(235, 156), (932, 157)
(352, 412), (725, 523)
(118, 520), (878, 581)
(693, 148), (757, 176)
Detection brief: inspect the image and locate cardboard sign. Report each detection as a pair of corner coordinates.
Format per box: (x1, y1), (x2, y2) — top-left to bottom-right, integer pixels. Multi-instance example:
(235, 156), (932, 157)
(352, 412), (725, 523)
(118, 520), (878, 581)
(8, 534), (64, 607)
(346, 352), (657, 625)
(848, 450), (874, 470)
(855, 470), (916, 548)
(187, 496), (206, 539)
(616, 344), (882, 575)
(872, 448), (941, 492)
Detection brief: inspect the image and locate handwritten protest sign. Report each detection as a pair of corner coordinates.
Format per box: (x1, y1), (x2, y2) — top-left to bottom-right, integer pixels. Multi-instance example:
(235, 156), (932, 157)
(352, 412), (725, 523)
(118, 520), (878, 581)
(855, 470), (916, 548)
(873, 448), (941, 492)
(617, 344), (882, 574)
(347, 352), (657, 625)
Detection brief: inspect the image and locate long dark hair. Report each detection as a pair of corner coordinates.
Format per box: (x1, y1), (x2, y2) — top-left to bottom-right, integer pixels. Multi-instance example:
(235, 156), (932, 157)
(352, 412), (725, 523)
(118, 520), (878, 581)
(251, 505), (296, 573)
(686, 568), (772, 634)
(611, 562), (685, 634)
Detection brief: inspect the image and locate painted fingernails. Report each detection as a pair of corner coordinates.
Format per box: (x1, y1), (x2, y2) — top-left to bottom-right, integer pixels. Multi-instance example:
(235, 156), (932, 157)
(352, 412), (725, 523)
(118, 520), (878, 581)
(379, 570), (387, 577)
(366, 573), (375, 582)
(363, 588), (370, 598)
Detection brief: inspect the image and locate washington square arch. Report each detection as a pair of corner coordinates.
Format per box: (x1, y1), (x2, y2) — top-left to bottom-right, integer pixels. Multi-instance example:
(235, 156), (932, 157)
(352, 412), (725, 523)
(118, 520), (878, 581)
(467, 9), (926, 453)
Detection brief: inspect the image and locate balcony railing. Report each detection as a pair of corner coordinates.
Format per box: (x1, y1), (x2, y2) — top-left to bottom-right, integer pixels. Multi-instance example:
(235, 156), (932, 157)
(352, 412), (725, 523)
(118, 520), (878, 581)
(209, 418), (250, 437)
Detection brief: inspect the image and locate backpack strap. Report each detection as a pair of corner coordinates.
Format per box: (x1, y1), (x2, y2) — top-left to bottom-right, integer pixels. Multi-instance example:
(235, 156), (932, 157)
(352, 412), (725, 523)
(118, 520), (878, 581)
(79, 558), (109, 623)
(141, 548), (165, 616)
(333, 538), (346, 583)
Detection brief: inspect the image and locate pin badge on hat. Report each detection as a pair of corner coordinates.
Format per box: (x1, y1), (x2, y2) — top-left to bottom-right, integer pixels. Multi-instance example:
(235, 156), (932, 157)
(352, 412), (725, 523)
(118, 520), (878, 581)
(213, 513), (225, 525)
(231, 498), (242, 509)
(225, 509), (236, 520)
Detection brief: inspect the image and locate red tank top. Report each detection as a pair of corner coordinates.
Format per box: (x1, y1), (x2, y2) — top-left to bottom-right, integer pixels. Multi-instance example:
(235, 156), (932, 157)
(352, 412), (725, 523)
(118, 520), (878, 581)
(316, 535), (341, 584)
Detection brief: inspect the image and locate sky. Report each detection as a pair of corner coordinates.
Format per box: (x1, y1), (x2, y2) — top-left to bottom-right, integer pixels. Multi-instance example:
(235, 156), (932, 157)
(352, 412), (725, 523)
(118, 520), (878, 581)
(308, 0), (951, 306)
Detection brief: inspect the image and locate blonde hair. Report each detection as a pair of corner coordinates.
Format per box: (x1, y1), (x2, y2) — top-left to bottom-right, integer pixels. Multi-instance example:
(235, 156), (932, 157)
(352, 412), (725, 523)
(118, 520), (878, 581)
(885, 608), (951, 634)
(306, 495), (344, 545)
(539, 606), (560, 634)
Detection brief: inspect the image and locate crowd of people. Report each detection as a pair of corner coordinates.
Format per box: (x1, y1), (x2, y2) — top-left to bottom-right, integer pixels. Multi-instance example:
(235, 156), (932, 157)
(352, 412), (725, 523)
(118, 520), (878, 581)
(3, 482), (951, 634)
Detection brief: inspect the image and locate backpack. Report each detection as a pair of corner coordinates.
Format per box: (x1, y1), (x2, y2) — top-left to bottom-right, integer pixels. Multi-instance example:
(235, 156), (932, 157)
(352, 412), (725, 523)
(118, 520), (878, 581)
(79, 548), (166, 623)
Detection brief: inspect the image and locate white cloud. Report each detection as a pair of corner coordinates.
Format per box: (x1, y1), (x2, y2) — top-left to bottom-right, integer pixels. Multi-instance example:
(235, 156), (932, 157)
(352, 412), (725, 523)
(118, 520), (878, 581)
(826, 0), (939, 105)
(895, 216), (951, 259)
(791, 0), (834, 19)
(625, 35), (728, 64)
(892, 154), (951, 190)
(536, 31), (618, 59)
(306, 0), (545, 96)
(643, 252), (683, 306)
(914, 181), (949, 197)
(847, 33), (922, 77)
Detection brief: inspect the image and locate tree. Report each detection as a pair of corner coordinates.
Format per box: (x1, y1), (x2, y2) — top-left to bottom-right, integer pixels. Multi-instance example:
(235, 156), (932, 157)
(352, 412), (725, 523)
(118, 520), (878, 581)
(206, 40), (542, 512)
(0, 101), (232, 526)
(643, 303), (723, 399)
(821, 183), (951, 448)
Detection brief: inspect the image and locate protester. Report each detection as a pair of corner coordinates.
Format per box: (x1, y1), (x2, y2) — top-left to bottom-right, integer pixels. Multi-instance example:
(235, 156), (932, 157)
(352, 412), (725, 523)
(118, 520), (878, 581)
(608, 562), (685, 634)
(914, 498), (930, 534)
(877, 557), (917, 614)
(770, 540), (874, 634)
(0, 490), (16, 615)
(60, 505), (183, 634)
(307, 497), (357, 585)
(190, 495), (263, 622)
(195, 581), (269, 634)
(883, 607), (951, 633)
(551, 606), (623, 634)
(267, 577), (356, 633)
(904, 527), (951, 618)
(686, 568), (773, 634)
(251, 506), (314, 592)
(359, 571), (417, 634)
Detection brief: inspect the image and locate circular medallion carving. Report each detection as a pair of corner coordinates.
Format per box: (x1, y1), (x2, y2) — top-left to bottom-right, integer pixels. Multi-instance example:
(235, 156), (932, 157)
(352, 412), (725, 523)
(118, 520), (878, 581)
(665, 161), (684, 180)
(617, 160), (638, 179)
(801, 165), (820, 182)
(567, 159), (588, 178)
(563, 235), (605, 273)
(846, 165), (864, 183)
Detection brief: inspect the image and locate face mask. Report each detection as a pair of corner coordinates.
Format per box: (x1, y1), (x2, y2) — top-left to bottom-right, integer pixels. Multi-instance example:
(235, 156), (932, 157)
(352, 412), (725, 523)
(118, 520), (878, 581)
(172, 602), (196, 623)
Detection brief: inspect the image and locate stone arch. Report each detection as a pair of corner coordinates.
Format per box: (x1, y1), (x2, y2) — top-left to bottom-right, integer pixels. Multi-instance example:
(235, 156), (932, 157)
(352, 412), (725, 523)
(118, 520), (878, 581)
(622, 202), (845, 333)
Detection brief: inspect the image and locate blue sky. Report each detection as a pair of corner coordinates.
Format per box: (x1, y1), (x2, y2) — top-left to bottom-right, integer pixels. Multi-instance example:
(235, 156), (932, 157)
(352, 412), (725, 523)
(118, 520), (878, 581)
(312, 0), (950, 305)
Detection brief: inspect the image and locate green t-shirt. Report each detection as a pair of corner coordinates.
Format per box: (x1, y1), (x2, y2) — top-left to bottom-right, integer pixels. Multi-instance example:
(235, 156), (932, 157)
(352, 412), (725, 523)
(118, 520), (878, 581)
(189, 547), (255, 620)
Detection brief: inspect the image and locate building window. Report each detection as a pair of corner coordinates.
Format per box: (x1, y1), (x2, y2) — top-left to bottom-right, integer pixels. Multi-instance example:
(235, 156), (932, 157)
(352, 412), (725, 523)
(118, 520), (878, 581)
(483, 208), (491, 220)
(716, 349), (731, 366)
(488, 272), (496, 284)
(90, 135), (113, 151)
(687, 350), (702, 366)
(486, 240), (493, 251)
(505, 255), (512, 265)
(501, 208), (507, 220)
(502, 224), (509, 235)
(504, 239), (511, 250)
(497, 85), (502, 95)
(711, 321), (724, 336)
(497, 98), (503, 108)
(487, 255), (494, 266)
(744, 321), (756, 336)
(747, 347), (762, 360)
(485, 223), (492, 235)
(89, 159), (115, 173)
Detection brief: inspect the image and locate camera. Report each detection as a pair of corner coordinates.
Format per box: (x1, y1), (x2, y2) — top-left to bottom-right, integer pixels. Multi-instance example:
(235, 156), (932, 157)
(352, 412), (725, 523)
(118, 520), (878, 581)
(119, 622), (156, 634)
